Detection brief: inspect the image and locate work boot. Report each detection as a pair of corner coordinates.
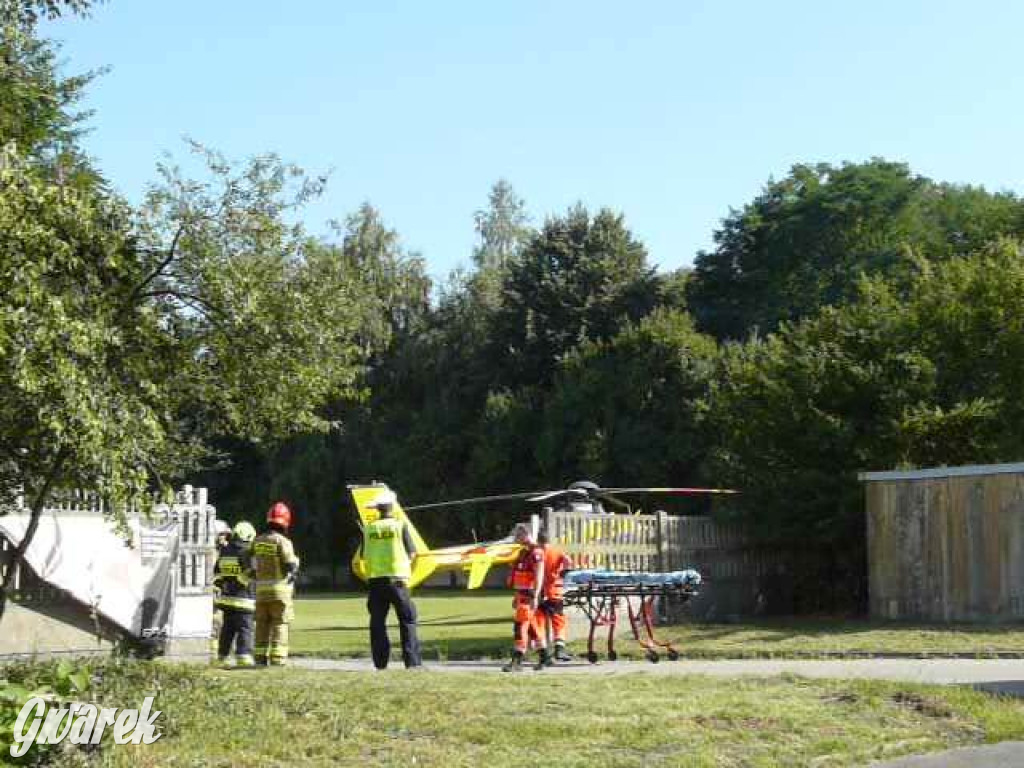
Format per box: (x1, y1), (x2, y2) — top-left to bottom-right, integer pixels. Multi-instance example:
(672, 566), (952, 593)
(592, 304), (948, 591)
(554, 643), (573, 662)
(502, 651), (524, 672)
(534, 648), (553, 670)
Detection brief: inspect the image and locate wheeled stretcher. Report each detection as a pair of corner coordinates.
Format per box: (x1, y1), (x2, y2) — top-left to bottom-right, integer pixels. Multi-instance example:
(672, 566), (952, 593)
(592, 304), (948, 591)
(562, 569), (701, 663)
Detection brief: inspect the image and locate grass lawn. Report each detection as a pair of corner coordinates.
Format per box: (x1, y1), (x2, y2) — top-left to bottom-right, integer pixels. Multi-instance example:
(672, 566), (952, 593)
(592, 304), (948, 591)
(8, 661), (1023, 768)
(292, 590), (512, 660)
(292, 590), (1024, 660)
(662, 620), (1024, 658)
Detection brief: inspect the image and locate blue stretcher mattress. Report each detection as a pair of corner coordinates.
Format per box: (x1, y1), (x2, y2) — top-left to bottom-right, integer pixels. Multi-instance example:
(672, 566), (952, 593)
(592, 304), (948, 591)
(564, 568), (702, 588)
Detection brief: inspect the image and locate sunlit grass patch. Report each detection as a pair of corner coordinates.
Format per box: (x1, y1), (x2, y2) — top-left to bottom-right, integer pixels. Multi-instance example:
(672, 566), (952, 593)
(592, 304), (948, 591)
(291, 591), (1024, 661)
(55, 662), (1024, 768)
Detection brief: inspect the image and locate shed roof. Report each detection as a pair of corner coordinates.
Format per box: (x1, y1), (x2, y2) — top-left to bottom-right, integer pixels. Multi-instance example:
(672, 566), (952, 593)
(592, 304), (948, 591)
(858, 462), (1024, 482)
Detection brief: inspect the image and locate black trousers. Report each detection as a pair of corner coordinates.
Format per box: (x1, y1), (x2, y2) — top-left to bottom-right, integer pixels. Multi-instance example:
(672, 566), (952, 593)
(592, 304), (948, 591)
(367, 578), (422, 669)
(218, 607), (254, 658)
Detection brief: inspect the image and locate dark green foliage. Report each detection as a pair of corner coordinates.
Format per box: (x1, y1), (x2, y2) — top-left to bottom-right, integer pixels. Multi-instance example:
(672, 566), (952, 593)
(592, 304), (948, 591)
(711, 239), (1024, 552)
(687, 160), (1024, 340)
(490, 205), (659, 391)
(710, 293), (929, 546)
(536, 308), (717, 488)
(0, 0), (99, 24)
(12, 7), (1024, 612)
(0, 659), (92, 763)
(0, 18), (103, 187)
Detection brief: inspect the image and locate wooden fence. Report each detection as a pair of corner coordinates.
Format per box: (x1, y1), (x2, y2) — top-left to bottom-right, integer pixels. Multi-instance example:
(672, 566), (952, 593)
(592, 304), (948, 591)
(542, 509), (791, 617)
(861, 462), (1024, 622)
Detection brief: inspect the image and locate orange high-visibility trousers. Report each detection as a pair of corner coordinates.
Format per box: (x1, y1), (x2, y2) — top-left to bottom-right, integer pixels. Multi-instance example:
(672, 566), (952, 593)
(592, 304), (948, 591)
(512, 592), (545, 653)
(536, 598), (568, 644)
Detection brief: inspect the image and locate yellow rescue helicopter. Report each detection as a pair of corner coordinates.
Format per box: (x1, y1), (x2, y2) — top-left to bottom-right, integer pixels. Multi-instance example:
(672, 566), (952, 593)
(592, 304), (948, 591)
(348, 481), (737, 589)
(349, 483), (526, 589)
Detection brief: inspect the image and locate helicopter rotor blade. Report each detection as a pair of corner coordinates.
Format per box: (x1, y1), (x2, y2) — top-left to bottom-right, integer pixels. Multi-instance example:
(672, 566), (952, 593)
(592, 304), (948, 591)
(600, 487), (739, 495)
(406, 486), (738, 512)
(593, 492), (630, 510)
(405, 490), (554, 511)
(526, 488), (589, 503)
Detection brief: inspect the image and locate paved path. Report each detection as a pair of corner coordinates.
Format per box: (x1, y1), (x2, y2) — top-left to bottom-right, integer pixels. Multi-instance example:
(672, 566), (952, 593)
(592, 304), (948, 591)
(868, 741), (1024, 767)
(293, 656), (1024, 691)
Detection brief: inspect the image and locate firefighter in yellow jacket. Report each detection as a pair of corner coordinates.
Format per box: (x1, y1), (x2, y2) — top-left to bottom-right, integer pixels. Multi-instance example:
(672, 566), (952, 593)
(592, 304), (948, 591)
(250, 501), (300, 666)
(213, 521), (257, 666)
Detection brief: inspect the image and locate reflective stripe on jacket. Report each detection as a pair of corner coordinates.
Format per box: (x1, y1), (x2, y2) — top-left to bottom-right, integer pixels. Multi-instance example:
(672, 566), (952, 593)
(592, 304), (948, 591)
(215, 594), (256, 611)
(213, 539), (255, 612)
(509, 545), (543, 591)
(363, 518), (412, 580)
(251, 530), (300, 601)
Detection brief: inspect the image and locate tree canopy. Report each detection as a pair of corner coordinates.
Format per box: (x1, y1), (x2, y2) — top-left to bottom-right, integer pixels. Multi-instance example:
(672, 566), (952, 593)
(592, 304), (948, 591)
(687, 160), (1024, 340)
(7, 4), (1024, 611)
(0, 31), (386, 609)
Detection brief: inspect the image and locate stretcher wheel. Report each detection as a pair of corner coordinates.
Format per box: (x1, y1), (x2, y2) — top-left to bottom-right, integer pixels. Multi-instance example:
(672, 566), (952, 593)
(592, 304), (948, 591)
(587, 651), (598, 664)
(607, 650), (618, 662)
(646, 649), (660, 663)
(667, 649), (679, 661)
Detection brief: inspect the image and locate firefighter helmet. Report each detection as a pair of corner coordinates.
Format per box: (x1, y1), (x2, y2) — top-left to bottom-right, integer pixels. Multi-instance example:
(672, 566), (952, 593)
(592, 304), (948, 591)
(233, 521), (257, 542)
(267, 501), (292, 529)
(214, 519), (231, 543)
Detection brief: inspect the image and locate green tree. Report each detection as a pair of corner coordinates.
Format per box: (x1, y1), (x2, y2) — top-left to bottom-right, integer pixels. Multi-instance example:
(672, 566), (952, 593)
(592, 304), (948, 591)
(896, 238), (1024, 461)
(491, 205), (659, 390)
(708, 241), (1024, 606)
(0, 16), (101, 184)
(710, 291), (931, 546)
(333, 202), (431, 344)
(536, 308), (718, 487)
(0, 143), (378, 613)
(0, 0), (99, 24)
(136, 143), (372, 440)
(472, 179), (531, 272)
(199, 202), (434, 572)
(362, 273), (500, 531)
(344, 183), (532, 528)
(688, 160), (1024, 340)
(0, 147), (181, 613)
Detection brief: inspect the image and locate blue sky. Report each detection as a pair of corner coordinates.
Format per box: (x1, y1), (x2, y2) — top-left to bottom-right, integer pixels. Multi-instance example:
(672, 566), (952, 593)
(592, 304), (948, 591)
(44, 0), (1023, 281)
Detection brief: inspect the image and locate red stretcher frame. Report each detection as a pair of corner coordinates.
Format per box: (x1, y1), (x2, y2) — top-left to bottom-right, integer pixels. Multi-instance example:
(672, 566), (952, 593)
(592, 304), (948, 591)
(563, 581), (699, 663)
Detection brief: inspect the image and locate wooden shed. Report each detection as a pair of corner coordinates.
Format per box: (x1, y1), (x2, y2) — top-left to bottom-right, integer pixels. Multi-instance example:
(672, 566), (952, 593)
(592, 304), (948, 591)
(859, 462), (1024, 622)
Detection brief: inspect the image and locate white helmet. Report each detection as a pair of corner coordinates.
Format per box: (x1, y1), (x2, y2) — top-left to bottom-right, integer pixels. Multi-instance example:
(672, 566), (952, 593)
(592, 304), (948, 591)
(368, 490), (397, 509)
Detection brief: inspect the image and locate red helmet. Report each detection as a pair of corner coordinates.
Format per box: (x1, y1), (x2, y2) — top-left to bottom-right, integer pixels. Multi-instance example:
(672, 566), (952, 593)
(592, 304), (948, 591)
(267, 501), (292, 529)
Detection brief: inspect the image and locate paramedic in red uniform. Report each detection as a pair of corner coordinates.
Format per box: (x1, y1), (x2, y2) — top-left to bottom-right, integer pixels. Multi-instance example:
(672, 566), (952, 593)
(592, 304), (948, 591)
(502, 523), (549, 671)
(537, 530), (573, 662)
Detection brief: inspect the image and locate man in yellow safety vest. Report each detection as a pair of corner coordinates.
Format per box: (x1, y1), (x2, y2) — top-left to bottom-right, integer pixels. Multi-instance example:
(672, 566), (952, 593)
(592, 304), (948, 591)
(360, 490), (422, 669)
